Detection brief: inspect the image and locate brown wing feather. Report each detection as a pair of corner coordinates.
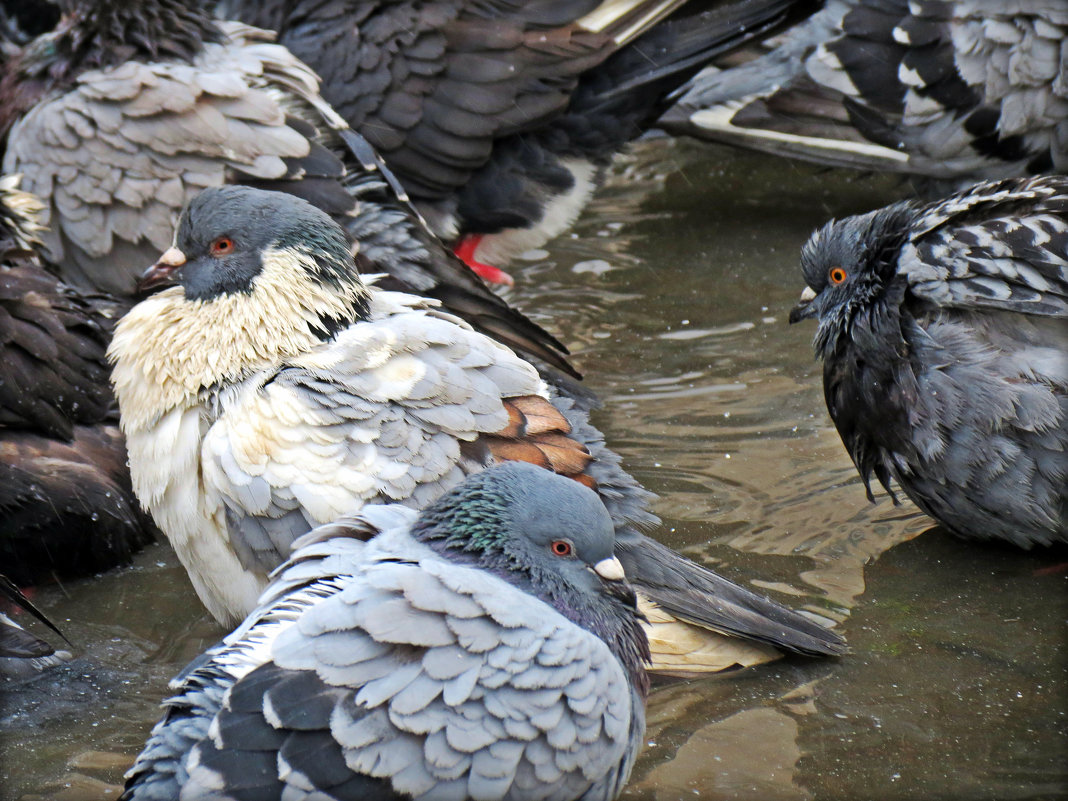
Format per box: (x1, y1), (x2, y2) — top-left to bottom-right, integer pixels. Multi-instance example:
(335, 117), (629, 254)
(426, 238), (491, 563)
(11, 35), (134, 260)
(481, 395), (598, 490)
(529, 432), (593, 475)
(507, 395), (572, 435)
(482, 437), (553, 470)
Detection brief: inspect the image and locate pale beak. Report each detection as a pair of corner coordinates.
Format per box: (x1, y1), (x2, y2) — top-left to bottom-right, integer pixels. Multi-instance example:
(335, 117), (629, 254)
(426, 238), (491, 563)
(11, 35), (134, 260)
(137, 247), (187, 294)
(593, 556), (626, 581)
(788, 285), (818, 324)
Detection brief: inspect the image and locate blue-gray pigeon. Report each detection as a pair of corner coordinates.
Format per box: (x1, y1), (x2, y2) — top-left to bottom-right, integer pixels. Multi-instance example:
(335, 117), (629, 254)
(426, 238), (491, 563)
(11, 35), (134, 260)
(121, 463), (649, 801)
(790, 174), (1068, 547)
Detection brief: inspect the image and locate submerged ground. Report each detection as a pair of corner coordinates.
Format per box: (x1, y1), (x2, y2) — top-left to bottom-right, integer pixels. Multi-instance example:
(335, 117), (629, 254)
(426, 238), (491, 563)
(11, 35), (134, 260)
(2, 140), (1065, 801)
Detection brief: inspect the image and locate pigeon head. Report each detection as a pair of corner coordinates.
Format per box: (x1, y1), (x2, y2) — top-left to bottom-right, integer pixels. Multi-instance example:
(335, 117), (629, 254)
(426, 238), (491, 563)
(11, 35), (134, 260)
(413, 462), (649, 692)
(414, 462), (624, 592)
(138, 186), (361, 303)
(109, 187), (370, 434)
(789, 202), (916, 356)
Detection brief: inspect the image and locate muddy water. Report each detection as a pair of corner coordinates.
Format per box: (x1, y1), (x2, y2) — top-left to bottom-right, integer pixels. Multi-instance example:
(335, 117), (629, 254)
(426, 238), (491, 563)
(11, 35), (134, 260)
(2, 140), (1065, 800)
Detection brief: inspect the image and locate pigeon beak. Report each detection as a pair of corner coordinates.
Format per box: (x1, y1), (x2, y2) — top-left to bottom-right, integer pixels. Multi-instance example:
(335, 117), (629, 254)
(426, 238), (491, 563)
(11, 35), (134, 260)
(593, 556), (626, 582)
(137, 247), (187, 294)
(788, 285), (818, 324)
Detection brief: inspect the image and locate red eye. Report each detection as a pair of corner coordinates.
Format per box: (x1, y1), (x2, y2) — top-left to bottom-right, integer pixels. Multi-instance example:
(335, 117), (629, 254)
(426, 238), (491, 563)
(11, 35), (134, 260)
(550, 540), (572, 557)
(210, 237), (234, 256)
(829, 267), (847, 285)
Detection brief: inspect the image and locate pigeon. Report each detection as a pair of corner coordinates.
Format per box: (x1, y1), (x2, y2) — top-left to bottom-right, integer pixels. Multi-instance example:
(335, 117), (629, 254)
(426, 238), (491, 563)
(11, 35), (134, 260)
(789, 174), (1068, 547)
(0, 175), (155, 585)
(221, 0), (810, 283)
(121, 463), (649, 801)
(661, 0), (1068, 187)
(0, 0), (575, 377)
(110, 185), (845, 673)
(0, 573), (72, 681)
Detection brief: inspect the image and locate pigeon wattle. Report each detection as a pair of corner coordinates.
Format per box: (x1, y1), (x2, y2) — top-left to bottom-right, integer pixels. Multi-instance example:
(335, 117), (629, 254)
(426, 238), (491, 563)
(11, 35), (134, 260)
(109, 185), (845, 675)
(122, 463), (649, 801)
(662, 0), (1067, 187)
(790, 174), (1068, 547)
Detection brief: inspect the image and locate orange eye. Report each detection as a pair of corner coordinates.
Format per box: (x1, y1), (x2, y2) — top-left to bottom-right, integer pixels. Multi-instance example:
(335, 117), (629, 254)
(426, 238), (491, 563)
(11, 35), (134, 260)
(550, 540), (572, 557)
(210, 237), (234, 256)
(829, 267), (847, 285)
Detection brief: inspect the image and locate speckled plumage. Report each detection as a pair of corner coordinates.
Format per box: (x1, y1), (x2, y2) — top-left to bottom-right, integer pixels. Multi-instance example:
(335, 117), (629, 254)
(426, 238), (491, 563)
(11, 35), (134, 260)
(664, 0), (1068, 185)
(122, 464), (649, 801)
(791, 174), (1068, 547)
(111, 187), (845, 674)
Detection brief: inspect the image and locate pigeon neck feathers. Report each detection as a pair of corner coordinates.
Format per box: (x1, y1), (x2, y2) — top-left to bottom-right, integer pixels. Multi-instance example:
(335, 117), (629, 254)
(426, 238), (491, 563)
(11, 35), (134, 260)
(53, 0), (220, 74)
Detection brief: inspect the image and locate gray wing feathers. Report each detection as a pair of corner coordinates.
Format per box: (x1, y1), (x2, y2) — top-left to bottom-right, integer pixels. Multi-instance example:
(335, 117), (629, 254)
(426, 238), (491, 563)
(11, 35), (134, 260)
(899, 312), (1067, 546)
(668, 1), (1067, 181)
(3, 23), (326, 294)
(903, 177), (1068, 315)
(204, 302), (544, 573)
(261, 549), (635, 800)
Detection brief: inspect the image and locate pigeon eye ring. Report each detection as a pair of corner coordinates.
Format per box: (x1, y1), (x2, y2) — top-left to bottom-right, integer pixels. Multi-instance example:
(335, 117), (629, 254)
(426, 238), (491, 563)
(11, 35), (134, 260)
(829, 267), (847, 285)
(550, 540), (573, 557)
(210, 237), (235, 256)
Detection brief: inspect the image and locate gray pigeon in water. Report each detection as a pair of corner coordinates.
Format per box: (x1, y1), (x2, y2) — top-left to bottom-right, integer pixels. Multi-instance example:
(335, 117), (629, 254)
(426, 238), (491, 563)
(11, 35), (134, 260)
(121, 463), (649, 801)
(221, 0), (806, 284)
(662, 0), (1067, 186)
(790, 175), (1068, 547)
(109, 185), (845, 675)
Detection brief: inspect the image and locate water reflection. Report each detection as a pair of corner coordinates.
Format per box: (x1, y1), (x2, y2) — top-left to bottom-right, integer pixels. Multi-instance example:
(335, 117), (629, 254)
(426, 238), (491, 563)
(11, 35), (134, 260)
(1, 140), (1064, 800)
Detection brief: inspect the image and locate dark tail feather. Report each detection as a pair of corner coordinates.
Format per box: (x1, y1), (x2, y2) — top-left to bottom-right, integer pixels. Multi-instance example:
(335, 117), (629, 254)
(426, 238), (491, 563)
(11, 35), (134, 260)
(0, 573), (71, 646)
(618, 535), (847, 656)
(569, 0), (814, 140)
(337, 128), (415, 207)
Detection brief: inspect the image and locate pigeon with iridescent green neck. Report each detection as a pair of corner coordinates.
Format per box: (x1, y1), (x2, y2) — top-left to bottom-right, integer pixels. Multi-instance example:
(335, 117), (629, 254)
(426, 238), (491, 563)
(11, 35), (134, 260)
(123, 463), (649, 801)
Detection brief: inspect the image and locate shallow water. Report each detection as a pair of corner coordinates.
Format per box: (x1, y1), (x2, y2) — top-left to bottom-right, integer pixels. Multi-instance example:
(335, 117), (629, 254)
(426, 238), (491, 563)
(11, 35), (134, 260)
(2, 141), (1065, 800)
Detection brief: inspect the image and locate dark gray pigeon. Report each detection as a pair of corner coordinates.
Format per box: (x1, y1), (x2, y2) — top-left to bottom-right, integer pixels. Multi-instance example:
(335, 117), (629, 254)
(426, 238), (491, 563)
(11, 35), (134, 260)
(121, 463), (649, 801)
(662, 0), (1067, 186)
(221, 0), (806, 285)
(790, 174), (1068, 547)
